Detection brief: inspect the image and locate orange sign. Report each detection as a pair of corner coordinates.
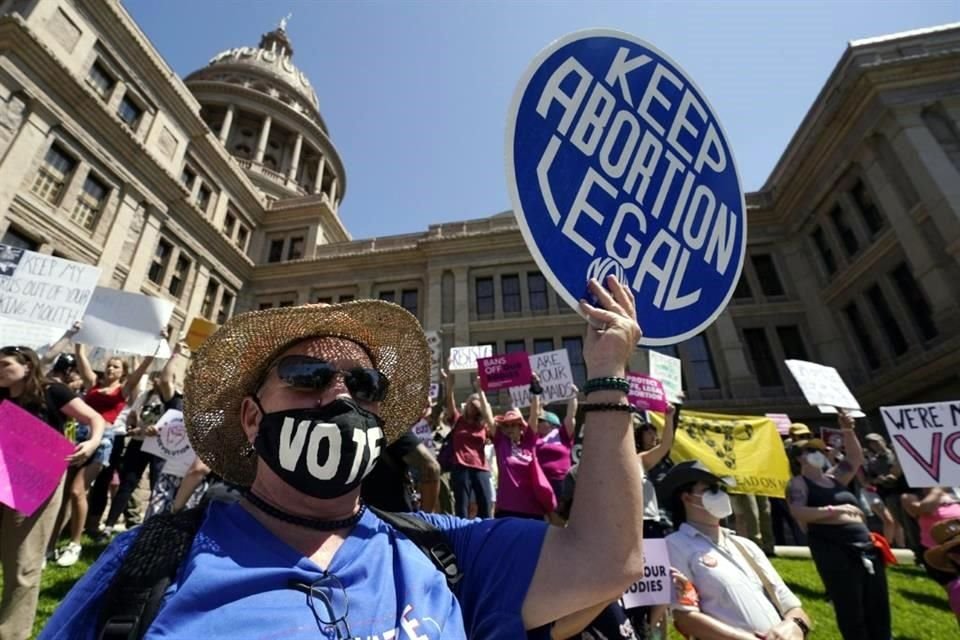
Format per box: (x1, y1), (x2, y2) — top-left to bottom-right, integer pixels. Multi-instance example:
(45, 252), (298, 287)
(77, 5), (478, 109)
(185, 317), (217, 351)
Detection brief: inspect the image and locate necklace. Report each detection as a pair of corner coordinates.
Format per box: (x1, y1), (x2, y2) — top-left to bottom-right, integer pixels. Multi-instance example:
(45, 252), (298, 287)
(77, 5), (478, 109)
(244, 491), (366, 531)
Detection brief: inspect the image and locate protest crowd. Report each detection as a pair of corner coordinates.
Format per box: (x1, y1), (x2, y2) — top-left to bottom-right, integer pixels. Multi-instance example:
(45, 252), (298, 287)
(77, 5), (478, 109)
(0, 286), (957, 640)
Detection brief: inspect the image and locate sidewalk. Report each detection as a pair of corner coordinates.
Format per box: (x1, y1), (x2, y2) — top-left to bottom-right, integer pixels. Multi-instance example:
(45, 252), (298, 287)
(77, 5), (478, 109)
(774, 545), (916, 564)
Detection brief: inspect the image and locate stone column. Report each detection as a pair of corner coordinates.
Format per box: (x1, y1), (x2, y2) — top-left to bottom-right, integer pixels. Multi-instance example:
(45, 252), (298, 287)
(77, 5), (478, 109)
(161, 246), (182, 293)
(0, 108), (52, 228)
(60, 161), (90, 219)
(313, 155), (326, 194)
(211, 189), (230, 229)
(287, 133), (303, 182)
(452, 266), (470, 388)
(860, 146), (960, 329)
(123, 209), (163, 292)
(355, 281), (373, 300)
(254, 114), (272, 164)
(218, 105), (235, 145)
(329, 176), (338, 204)
(96, 186), (142, 286)
(426, 267), (443, 332)
(712, 312), (755, 397)
(185, 263), (211, 321)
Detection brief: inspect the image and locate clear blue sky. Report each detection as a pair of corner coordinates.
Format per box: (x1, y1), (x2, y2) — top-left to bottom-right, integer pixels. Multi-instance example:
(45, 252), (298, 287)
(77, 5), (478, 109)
(124, 0), (958, 241)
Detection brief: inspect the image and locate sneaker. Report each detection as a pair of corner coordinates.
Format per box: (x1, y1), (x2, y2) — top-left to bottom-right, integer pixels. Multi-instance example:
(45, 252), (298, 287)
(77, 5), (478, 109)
(112, 522), (127, 533)
(56, 542), (82, 567)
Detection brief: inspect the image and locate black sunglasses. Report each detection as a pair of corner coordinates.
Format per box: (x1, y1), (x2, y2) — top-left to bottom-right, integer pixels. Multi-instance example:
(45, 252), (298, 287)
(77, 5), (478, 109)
(270, 355), (389, 403)
(0, 346), (28, 357)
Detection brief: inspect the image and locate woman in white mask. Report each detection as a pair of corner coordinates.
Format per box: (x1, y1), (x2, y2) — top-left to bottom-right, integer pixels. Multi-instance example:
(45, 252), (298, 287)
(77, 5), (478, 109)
(785, 413), (891, 640)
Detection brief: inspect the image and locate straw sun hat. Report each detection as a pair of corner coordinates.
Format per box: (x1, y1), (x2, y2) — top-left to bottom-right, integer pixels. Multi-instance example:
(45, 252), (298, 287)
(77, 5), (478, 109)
(184, 300), (430, 486)
(924, 518), (960, 573)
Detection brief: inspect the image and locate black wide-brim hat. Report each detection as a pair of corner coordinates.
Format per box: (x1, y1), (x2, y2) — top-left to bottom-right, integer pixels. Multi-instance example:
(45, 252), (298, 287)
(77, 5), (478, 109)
(657, 460), (736, 503)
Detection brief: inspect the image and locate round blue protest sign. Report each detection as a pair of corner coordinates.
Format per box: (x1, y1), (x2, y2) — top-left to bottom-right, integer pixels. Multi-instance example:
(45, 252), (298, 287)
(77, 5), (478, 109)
(506, 30), (746, 345)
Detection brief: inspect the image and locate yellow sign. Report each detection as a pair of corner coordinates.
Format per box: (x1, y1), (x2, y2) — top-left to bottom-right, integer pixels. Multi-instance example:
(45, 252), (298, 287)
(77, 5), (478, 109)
(649, 410), (790, 498)
(185, 317), (218, 351)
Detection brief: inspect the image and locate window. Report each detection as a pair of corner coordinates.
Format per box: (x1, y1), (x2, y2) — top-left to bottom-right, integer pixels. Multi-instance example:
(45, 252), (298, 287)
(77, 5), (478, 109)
(750, 254), (785, 297)
(117, 95), (142, 127)
(148, 238), (172, 285)
(287, 236), (305, 261)
(829, 206), (859, 256)
(236, 225), (249, 251)
(505, 340), (526, 354)
(843, 302), (880, 369)
(201, 279), (220, 319)
(267, 239), (284, 263)
(811, 226), (836, 275)
(401, 289), (418, 317)
(378, 290), (395, 303)
(475, 277), (494, 316)
(316, 297), (333, 304)
(556, 291), (574, 313)
(851, 180), (884, 235)
(223, 212), (237, 238)
(217, 291), (234, 324)
(180, 167), (196, 189)
(479, 342), (497, 356)
(259, 302), (273, 310)
(742, 328), (782, 387)
(686, 334), (719, 390)
(866, 285), (908, 356)
(338, 295), (355, 302)
(1, 227), (37, 250)
(32, 144), (76, 204)
(502, 274), (521, 313)
(651, 344), (680, 359)
(278, 300), (295, 308)
(732, 274), (753, 300)
(776, 325), (809, 360)
(890, 263), (938, 340)
(563, 336), (587, 387)
(87, 61), (114, 99)
(195, 183), (212, 214)
(167, 255), (191, 298)
(528, 272), (548, 311)
(533, 338), (553, 354)
(71, 174), (108, 230)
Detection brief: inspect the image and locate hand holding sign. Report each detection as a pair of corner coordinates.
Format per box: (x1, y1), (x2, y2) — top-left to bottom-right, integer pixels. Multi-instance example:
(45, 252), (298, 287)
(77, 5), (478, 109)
(580, 276), (641, 378)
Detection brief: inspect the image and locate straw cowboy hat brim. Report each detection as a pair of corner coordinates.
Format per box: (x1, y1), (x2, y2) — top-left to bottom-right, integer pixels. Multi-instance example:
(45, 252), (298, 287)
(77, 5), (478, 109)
(924, 518), (960, 573)
(184, 300), (430, 486)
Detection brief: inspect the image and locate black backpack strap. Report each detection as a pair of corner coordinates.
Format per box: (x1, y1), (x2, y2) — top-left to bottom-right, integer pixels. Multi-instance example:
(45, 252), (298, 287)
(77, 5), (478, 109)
(369, 507), (463, 590)
(97, 506), (207, 640)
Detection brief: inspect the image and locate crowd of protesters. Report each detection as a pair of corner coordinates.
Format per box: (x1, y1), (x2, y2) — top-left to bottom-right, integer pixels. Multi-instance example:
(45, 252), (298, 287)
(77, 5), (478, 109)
(1, 293), (959, 639)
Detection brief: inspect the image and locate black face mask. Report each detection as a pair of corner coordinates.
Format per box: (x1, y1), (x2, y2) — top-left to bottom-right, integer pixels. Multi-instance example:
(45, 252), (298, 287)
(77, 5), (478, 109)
(253, 397), (385, 499)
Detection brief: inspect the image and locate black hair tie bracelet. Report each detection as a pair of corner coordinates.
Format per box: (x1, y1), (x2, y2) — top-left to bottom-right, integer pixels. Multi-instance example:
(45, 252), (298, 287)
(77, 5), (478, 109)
(580, 402), (641, 415)
(583, 377), (630, 394)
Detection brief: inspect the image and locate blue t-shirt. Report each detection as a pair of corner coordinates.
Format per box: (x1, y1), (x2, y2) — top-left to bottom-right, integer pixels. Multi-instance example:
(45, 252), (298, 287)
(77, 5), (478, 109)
(39, 501), (549, 639)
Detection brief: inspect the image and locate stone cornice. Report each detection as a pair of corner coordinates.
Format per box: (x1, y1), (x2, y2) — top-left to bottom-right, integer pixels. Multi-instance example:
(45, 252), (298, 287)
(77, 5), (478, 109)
(263, 194), (350, 242)
(819, 229), (899, 305)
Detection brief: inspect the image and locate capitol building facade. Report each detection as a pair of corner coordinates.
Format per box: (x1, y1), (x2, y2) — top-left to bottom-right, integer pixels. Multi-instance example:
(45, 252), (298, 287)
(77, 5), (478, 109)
(1, 0), (959, 427)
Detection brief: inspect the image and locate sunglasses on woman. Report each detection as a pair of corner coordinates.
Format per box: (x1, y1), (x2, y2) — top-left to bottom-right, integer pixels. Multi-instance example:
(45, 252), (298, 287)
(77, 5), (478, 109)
(270, 355), (389, 403)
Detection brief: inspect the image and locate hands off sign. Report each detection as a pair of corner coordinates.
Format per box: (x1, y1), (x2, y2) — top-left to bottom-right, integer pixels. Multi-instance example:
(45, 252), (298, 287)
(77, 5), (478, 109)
(509, 349), (576, 408)
(478, 352), (533, 392)
(506, 30), (746, 345)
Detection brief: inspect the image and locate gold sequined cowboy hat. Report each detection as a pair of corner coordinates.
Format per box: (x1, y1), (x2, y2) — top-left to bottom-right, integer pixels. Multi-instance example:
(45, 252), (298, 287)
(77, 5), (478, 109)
(183, 300), (430, 486)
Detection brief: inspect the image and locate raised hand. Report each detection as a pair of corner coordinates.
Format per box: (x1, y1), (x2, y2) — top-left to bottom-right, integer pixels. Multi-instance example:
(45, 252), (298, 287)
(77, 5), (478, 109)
(579, 276), (642, 378)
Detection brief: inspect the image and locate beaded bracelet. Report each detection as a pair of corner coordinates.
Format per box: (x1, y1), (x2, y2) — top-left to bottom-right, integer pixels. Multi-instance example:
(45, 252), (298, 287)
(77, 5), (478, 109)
(580, 402), (641, 415)
(583, 377), (630, 394)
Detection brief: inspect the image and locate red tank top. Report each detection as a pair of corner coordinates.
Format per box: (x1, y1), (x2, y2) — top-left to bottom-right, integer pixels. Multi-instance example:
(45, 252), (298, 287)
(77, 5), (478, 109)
(83, 385), (126, 425)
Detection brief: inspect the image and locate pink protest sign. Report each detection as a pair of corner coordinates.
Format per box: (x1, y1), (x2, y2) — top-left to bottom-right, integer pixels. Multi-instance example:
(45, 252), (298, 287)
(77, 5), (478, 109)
(766, 413), (792, 436)
(628, 373), (668, 413)
(478, 352), (532, 392)
(0, 400), (74, 516)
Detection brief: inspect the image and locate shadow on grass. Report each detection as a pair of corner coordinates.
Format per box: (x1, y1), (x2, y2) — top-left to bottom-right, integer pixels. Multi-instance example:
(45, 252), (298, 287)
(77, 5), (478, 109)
(897, 587), (951, 611)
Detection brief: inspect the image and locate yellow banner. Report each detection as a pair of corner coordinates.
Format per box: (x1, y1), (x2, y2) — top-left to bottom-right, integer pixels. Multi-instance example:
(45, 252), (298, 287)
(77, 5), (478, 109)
(649, 410), (790, 498)
(185, 317), (218, 352)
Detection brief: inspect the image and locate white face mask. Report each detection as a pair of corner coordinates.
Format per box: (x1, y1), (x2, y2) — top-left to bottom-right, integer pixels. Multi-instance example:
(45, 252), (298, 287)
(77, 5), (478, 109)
(699, 489), (733, 520)
(805, 451), (828, 469)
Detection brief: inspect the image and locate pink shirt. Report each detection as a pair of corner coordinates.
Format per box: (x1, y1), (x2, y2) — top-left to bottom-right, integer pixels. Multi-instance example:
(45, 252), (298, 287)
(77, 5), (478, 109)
(493, 429), (546, 516)
(535, 426), (573, 483)
(451, 411), (488, 470)
(919, 502), (960, 549)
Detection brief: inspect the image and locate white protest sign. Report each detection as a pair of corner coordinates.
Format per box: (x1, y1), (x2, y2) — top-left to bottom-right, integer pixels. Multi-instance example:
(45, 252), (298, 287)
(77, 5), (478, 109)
(447, 345), (492, 372)
(0, 244), (100, 330)
(425, 330), (442, 382)
(509, 349), (576, 408)
(649, 351), (682, 402)
(785, 359), (861, 413)
(622, 538), (671, 607)
(141, 410), (196, 478)
(410, 419), (435, 453)
(881, 401), (960, 488)
(0, 317), (65, 350)
(74, 287), (173, 357)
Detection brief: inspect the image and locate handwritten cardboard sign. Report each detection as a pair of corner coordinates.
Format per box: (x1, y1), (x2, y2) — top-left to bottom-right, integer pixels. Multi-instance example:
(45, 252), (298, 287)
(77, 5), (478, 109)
(649, 351), (683, 402)
(74, 287), (173, 357)
(820, 426), (845, 452)
(622, 539), (672, 607)
(627, 373), (668, 413)
(185, 316), (218, 351)
(478, 352), (532, 392)
(447, 345), (493, 372)
(0, 400), (75, 516)
(0, 317), (65, 350)
(0, 244), (100, 330)
(509, 349), (576, 408)
(141, 409), (196, 478)
(881, 400), (960, 488)
(785, 359), (861, 413)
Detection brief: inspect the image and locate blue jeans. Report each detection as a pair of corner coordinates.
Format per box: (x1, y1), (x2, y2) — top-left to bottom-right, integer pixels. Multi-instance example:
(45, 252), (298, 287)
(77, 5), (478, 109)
(451, 465), (492, 519)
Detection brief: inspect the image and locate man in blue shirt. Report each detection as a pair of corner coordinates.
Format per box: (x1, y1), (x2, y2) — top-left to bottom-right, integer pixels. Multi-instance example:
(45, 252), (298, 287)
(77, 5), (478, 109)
(40, 277), (645, 639)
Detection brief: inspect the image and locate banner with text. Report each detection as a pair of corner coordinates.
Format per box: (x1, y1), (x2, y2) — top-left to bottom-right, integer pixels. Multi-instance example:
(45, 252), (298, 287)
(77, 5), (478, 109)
(478, 352), (533, 392)
(509, 349), (576, 408)
(649, 351), (683, 402)
(785, 359), (862, 414)
(0, 244), (100, 333)
(622, 539), (671, 607)
(0, 400), (75, 516)
(650, 409), (790, 497)
(881, 400), (960, 488)
(447, 345), (492, 372)
(627, 373), (668, 413)
(74, 287), (174, 357)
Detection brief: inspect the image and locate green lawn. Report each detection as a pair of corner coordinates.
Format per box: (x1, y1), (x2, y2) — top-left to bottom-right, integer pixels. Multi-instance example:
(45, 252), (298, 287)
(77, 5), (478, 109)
(12, 544), (959, 638)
